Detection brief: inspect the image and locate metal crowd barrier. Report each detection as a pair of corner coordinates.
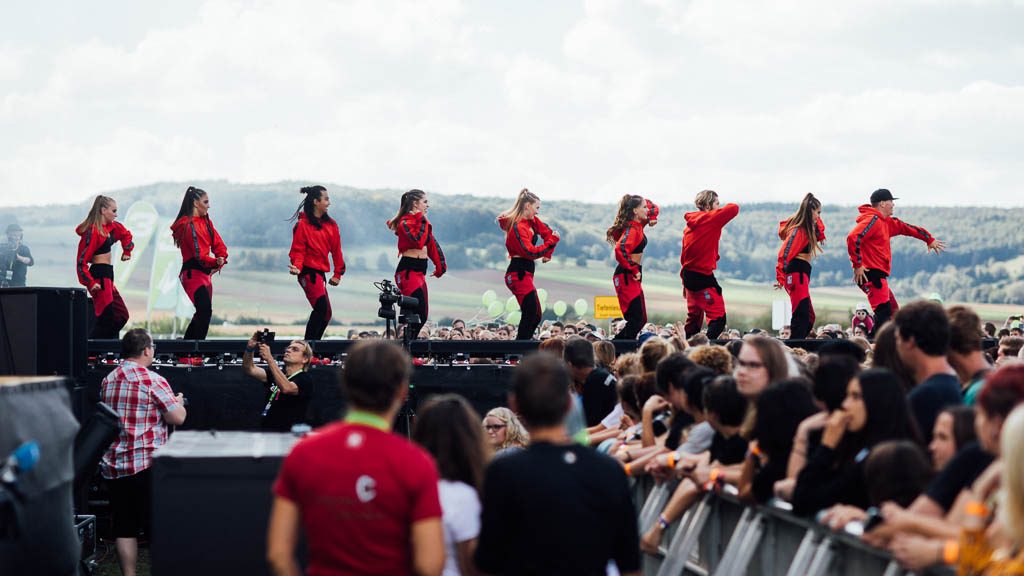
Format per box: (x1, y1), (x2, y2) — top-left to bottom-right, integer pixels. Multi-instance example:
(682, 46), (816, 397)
(633, 481), (918, 576)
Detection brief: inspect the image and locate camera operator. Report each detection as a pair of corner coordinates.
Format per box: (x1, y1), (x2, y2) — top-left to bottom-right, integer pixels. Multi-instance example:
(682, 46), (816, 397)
(242, 332), (314, 431)
(1, 224), (33, 288)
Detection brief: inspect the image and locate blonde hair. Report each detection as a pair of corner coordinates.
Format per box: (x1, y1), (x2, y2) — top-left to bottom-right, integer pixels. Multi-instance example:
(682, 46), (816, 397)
(593, 340), (616, 371)
(76, 195), (114, 236)
(689, 345), (734, 375)
(614, 352), (641, 378)
(1000, 405), (1024, 543)
(606, 194), (644, 244)
(484, 407), (529, 450)
(497, 189), (540, 232)
(291, 339), (313, 370)
(695, 190), (718, 211)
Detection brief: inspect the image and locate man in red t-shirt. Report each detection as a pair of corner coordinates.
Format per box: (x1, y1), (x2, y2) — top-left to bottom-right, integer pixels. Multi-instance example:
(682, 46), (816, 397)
(268, 341), (445, 576)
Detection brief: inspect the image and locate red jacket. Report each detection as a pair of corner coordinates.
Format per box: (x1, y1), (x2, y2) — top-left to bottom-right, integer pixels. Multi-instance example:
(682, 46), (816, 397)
(846, 205), (933, 274)
(170, 215), (228, 271)
(390, 212), (446, 277)
(613, 221), (646, 275)
(289, 213), (345, 278)
(776, 218), (826, 284)
(680, 203), (739, 275)
(497, 215), (559, 260)
(75, 222), (134, 287)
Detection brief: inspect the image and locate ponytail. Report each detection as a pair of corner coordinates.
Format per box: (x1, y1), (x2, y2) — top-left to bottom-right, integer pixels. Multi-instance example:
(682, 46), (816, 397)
(497, 188), (540, 232)
(172, 186), (207, 248)
(387, 189), (426, 231)
(606, 194), (643, 244)
(290, 185), (331, 230)
(76, 195), (114, 237)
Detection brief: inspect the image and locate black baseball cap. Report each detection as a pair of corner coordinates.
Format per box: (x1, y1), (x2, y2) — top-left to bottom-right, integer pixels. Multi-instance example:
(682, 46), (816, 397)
(870, 189), (898, 203)
(5, 223), (23, 234)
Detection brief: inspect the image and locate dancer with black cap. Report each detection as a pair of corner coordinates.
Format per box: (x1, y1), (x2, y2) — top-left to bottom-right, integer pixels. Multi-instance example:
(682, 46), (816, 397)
(846, 188), (946, 335)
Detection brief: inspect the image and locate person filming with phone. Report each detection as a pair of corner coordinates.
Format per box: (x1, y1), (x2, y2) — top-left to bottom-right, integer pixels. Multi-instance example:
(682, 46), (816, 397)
(242, 331), (314, 431)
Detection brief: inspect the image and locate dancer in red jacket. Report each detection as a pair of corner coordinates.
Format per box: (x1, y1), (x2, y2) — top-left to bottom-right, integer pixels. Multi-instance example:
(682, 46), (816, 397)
(607, 195), (659, 340)
(497, 189), (560, 340)
(846, 188), (945, 335)
(170, 186), (228, 340)
(76, 195), (134, 338)
(680, 190), (739, 339)
(775, 193), (825, 339)
(288, 186), (345, 340)
(386, 189), (446, 340)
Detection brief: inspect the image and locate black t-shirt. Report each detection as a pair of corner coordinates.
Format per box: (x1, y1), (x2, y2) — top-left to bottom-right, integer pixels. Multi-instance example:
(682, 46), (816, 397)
(907, 373), (962, 444)
(709, 431), (748, 465)
(475, 441), (640, 575)
(261, 368), (313, 432)
(924, 442), (995, 512)
(2, 244), (32, 287)
(581, 368), (618, 427)
(665, 412), (695, 451)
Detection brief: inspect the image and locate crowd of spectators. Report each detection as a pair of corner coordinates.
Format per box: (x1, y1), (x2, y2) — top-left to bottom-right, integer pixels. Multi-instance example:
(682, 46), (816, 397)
(258, 297), (1024, 574)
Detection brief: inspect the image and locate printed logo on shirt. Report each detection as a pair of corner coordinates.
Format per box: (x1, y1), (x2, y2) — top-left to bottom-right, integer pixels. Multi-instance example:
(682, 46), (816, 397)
(356, 475), (377, 503)
(347, 431), (364, 448)
(562, 451), (577, 465)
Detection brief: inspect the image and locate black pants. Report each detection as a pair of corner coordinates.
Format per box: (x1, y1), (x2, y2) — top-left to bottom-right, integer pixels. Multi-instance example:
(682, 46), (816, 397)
(107, 469), (152, 539)
(517, 291), (542, 340)
(616, 297), (645, 340)
(183, 285), (212, 340)
(305, 295), (331, 341)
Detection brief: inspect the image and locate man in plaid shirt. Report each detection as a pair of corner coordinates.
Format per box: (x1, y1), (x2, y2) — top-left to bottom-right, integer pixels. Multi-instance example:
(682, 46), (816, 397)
(100, 328), (187, 576)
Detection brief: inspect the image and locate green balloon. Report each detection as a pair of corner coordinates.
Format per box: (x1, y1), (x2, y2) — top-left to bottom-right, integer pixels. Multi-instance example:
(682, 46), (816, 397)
(538, 298), (546, 314)
(488, 301), (504, 317)
(574, 298), (588, 317)
(507, 310), (522, 325)
(536, 288), (548, 305)
(506, 296), (520, 314)
(553, 300), (567, 316)
(482, 290), (497, 306)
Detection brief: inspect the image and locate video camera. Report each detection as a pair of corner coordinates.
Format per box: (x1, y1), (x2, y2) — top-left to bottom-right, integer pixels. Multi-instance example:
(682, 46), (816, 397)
(375, 279), (420, 347)
(254, 328), (276, 347)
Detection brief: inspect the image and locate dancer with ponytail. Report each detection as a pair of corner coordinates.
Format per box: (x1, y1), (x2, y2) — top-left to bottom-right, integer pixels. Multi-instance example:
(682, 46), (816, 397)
(386, 189), (446, 340)
(170, 186), (228, 340)
(288, 186), (344, 341)
(497, 189), (560, 340)
(775, 193), (825, 339)
(607, 195), (659, 340)
(76, 195), (134, 338)
(680, 190), (738, 340)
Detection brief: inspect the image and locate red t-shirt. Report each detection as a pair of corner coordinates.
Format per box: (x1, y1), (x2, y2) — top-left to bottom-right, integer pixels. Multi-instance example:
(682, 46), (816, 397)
(273, 421), (442, 575)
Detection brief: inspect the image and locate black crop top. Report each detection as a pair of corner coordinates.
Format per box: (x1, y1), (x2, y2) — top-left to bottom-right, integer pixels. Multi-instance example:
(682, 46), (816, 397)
(93, 234), (116, 255)
(631, 235), (647, 255)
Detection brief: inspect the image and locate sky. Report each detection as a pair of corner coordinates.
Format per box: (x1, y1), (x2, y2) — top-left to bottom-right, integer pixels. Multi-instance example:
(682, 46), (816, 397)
(2, 0), (1023, 208)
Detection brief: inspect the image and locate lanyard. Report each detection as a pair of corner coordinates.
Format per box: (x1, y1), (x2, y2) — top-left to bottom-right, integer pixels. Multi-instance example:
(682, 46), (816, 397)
(261, 370), (301, 417)
(343, 410), (390, 431)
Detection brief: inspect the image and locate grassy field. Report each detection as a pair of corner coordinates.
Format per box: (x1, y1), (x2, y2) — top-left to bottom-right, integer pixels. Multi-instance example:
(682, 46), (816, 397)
(21, 224), (1024, 338)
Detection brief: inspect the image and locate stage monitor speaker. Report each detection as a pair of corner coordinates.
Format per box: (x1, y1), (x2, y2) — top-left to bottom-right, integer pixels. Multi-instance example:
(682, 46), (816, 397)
(151, 431), (304, 576)
(0, 287), (88, 378)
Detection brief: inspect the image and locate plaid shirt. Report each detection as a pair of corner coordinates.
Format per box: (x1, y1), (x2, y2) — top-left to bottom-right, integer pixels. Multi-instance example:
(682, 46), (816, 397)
(100, 360), (180, 479)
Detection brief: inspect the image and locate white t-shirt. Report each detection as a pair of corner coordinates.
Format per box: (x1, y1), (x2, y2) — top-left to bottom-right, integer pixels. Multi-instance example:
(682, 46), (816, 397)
(439, 479), (481, 576)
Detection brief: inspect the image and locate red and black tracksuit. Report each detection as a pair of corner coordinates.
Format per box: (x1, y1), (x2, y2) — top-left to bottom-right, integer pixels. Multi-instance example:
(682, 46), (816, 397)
(612, 200), (659, 340)
(289, 213), (345, 340)
(76, 222), (134, 338)
(391, 212), (446, 340)
(846, 205), (934, 335)
(170, 215), (228, 340)
(776, 218), (825, 339)
(498, 214), (559, 340)
(680, 203), (739, 339)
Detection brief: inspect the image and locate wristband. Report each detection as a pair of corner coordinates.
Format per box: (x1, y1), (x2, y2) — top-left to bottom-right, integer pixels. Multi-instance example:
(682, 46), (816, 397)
(245, 346), (256, 353)
(658, 514), (669, 530)
(624, 463), (632, 477)
(667, 452), (676, 469)
(942, 540), (958, 565)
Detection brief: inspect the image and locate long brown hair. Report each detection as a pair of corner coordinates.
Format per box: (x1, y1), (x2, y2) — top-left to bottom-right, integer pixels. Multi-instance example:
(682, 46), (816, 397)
(497, 188), (540, 232)
(387, 189), (425, 232)
(779, 193), (823, 257)
(76, 195), (114, 237)
(413, 395), (489, 493)
(606, 194), (643, 244)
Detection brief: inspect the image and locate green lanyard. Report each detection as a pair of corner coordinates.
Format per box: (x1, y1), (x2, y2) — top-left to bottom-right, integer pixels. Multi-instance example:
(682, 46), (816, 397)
(262, 370), (301, 417)
(344, 410), (390, 431)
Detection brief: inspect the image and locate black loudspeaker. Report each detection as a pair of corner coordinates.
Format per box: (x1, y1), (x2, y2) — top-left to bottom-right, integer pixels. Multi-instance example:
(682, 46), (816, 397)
(151, 431), (303, 576)
(0, 287), (88, 378)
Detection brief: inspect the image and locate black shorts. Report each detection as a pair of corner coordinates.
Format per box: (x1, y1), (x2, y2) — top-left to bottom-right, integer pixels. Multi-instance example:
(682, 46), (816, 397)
(107, 468), (152, 539)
